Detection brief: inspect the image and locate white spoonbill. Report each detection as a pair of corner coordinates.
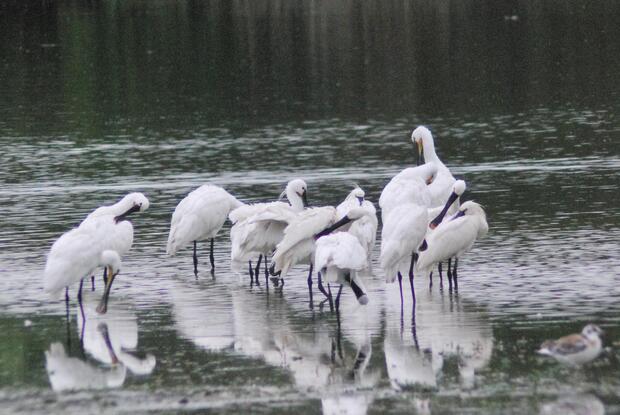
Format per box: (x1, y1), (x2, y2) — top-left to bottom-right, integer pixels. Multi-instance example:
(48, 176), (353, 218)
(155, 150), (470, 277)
(82, 192), (149, 289)
(229, 179), (307, 281)
(315, 232), (369, 310)
(44, 215), (124, 314)
(379, 174), (430, 304)
(166, 184), (243, 275)
(416, 201), (488, 286)
(426, 179), (466, 286)
(336, 186), (378, 270)
(412, 126), (456, 207)
(269, 206), (371, 299)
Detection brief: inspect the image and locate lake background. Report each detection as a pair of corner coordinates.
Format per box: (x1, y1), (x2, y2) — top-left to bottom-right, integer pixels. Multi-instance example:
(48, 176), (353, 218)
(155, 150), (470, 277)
(1, 1), (620, 413)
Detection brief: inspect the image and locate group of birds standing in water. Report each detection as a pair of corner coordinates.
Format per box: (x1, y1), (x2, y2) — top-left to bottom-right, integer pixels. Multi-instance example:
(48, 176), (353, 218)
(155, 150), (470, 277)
(43, 125), (604, 366)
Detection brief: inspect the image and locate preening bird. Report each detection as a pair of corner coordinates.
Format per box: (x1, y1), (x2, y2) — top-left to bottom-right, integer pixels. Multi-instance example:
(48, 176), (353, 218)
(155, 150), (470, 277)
(538, 324), (604, 365)
(416, 201), (488, 284)
(315, 232), (369, 309)
(269, 206), (371, 298)
(84, 192), (150, 221)
(411, 126), (456, 207)
(44, 214), (124, 314)
(81, 192), (149, 290)
(379, 171), (431, 303)
(425, 180), (467, 286)
(229, 179), (307, 281)
(166, 184), (243, 275)
(336, 186), (378, 270)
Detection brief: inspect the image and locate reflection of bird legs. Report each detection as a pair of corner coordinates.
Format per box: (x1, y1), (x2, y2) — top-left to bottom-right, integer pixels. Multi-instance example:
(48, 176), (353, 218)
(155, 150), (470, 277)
(334, 285), (343, 311)
(98, 323), (120, 364)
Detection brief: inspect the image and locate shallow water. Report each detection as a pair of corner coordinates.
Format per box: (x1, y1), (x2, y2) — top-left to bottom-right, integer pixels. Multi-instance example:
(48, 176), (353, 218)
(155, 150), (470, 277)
(1, 1), (620, 414)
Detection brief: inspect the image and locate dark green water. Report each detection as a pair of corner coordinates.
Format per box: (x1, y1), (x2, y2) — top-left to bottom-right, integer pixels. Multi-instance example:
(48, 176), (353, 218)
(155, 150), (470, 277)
(1, 1), (620, 414)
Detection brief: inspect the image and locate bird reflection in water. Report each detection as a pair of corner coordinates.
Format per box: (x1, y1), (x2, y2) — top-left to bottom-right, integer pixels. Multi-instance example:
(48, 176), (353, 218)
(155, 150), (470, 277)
(384, 282), (493, 392)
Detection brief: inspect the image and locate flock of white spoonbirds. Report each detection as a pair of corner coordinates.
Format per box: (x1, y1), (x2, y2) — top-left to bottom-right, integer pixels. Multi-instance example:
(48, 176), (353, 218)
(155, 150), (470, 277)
(43, 125), (603, 366)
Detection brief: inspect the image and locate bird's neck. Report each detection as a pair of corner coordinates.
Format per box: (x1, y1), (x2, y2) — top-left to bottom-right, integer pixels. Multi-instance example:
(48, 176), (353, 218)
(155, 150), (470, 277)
(422, 137), (439, 163)
(287, 191), (304, 211)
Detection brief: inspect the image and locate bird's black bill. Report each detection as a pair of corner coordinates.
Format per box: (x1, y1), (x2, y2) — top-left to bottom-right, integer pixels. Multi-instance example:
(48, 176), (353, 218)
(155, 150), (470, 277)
(115, 204), (141, 223)
(315, 216), (352, 239)
(356, 196), (364, 206)
(96, 270), (118, 314)
(430, 191), (460, 229)
(451, 210), (466, 221)
(344, 273), (368, 304)
(419, 239), (428, 251)
(302, 191), (308, 208)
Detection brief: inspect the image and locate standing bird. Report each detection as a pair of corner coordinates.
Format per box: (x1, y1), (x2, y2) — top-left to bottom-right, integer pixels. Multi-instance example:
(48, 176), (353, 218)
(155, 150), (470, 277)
(44, 214), (124, 314)
(269, 206), (371, 299)
(336, 186), (378, 270)
(379, 173), (431, 304)
(315, 232), (369, 310)
(166, 184), (243, 275)
(82, 192), (149, 290)
(412, 126), (456, 207)
(426, 180), (466, 286)
(229, 179), (308, 281)
(416, 201), (488, 286)
(538, 324), (604, 365)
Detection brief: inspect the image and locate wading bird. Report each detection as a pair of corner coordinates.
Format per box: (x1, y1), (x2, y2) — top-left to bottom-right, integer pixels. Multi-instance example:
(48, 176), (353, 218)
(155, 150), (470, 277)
(82, 192), (149, 290)
(538, 324), (603, 365)
(336, 187), (378, 271)
(229, 179), (308, 282)
(44, 214), (124, 314)
(416, 201), (488, 286)
(166, 184), (243, 275)
(269, 206), (372, 300)
(315, 232), (369, 310)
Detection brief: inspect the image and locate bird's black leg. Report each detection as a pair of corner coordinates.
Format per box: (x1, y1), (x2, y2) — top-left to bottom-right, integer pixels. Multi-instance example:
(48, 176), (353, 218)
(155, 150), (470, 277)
(429, 271), (433, 289)
(254, 255), (263, 284)
(91, 276), (95, 291)
(77, 279), (84, 304)
(103, 267), (108, 285)
(409, 254), (416, 305)
(209, 238), (215, 271)
(307, 263), (314, 303)
(193, 241), (199, 276)
(453, 258), (458, 289)
(447, 257), (453, 288)
(65, 287), (71, 352)
(397, 272), (404, 305)
(248, 260), (254, 284)
(438, 262), (443, 286)
(316, 271), (330, 300)
(264, 255), (269, 281)
(335, 285), (343, 311)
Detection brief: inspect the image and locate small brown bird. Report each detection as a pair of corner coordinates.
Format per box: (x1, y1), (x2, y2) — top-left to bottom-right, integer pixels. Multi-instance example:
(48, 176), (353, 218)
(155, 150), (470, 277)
(538, 324), (603, 365)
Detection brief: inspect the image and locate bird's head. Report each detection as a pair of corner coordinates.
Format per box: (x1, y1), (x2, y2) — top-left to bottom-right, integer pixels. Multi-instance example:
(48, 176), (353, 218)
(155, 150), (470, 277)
(582, 324), (604, 339)
(347, 186), (365, 206)
(411, 125), (432, 165)
(284, 179), (308, 208)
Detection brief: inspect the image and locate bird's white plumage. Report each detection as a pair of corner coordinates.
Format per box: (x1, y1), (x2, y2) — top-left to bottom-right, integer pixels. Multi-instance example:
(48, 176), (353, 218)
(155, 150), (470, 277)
(44, 215), (124, 296)
(427, 180), (467, 225)
(416, 201), (488, 274)
(45, 343), (126, 391)
(271, 206), (338, 277)
(379, 163), (436, 216)
(412, 126), (456, 207)
(229, 179), (307, 261)
(380, 203), (428, 283)
(166, 184), (243, 256)
(315, 233), (367, 279)
(336, 187), (378, 268)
